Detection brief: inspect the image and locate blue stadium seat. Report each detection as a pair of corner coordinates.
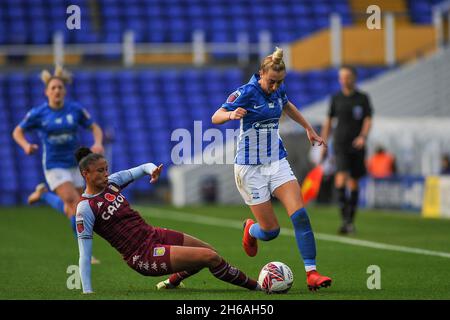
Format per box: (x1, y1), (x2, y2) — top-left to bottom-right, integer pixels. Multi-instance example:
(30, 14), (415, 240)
(1, 66), (393, 205)
(186, 4), (204, 18)
(0, 0), (359, 46)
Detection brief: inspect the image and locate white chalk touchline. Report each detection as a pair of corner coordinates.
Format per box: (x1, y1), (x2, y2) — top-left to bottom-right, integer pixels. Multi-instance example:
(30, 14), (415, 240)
(139, 207), (450, 259)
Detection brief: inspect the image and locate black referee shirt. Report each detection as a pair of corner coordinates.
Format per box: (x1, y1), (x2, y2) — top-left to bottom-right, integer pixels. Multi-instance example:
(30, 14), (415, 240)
(328, 89), (373, 147)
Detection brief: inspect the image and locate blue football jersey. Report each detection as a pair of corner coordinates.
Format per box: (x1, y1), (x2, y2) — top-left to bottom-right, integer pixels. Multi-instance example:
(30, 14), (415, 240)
(19, 100), (94, 170)
(222, 74), (289, 165)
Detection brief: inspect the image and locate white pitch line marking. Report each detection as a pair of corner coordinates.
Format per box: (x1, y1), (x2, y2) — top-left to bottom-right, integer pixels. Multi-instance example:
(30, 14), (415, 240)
(139, 207), (450, 259)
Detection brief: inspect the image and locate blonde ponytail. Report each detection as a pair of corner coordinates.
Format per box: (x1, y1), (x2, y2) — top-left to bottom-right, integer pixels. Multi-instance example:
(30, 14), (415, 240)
(271, 46), (284, 64)
(40, 65), (73, 87)
(259, 46), (286, 73)
(40, 69), (52, 86)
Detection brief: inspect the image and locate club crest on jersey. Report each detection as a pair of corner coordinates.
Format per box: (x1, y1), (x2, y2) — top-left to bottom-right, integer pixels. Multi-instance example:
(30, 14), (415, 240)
(153, 247), (166, 257)
(226, 90), (241, 103)
(76, 220), (84, 233)
(105, 193), (116, 202)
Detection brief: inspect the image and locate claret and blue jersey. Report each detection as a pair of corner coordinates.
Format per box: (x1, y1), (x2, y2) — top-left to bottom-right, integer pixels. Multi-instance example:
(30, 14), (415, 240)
(222, 74), (289, 165)
(19, 101), (94, 170)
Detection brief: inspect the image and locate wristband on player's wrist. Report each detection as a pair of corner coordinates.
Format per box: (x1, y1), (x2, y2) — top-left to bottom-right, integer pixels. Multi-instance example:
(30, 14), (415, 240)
(228, 112), (232, 120)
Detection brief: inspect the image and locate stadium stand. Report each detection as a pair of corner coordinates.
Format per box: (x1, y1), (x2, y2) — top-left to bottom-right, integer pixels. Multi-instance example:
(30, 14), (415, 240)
(408, 0), (445, 24)
(2, 0), (444, 204)
(0, 65), (386, 204)
(0, 0), (353, 45)
(1, 0), (444, 46)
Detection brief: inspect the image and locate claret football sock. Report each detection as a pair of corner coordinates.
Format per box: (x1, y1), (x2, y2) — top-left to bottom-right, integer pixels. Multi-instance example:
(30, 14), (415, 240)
(169, 270), (200, 286)
(290, 208), (317, 272)
(209, 258), (258, 290)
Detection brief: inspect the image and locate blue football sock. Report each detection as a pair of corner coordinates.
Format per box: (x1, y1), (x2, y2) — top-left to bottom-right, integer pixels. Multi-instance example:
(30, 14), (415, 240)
(41, 192), (77, 239)
(290, 208), (317, 271)
(41, 192), (65, 215)
(249, 223), (280, 241)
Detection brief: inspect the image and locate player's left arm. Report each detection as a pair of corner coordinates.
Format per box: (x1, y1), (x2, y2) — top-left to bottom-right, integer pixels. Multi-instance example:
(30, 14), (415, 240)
(76, 105), (104, 154)
(89, 123), (104, 154)
(283, 101), (327, 148)
(108, 163), (163, 188)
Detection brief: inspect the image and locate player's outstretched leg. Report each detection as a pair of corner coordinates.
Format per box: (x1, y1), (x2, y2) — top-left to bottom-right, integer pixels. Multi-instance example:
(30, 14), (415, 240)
(168, 246), (260, 291)
(209, 257), (260, 291)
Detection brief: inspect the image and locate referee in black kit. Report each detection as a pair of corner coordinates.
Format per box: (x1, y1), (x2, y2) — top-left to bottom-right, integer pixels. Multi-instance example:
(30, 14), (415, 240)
(321, 66), (373, 235)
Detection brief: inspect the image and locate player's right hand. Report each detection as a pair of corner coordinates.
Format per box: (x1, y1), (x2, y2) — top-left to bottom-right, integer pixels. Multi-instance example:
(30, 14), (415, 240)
(24, 143), (39, 155)
(229, 107), (247, 120)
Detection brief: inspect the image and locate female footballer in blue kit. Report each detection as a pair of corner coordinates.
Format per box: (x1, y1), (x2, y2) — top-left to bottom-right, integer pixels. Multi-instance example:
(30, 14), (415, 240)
(212, 47), (332, 291)
(12, 66), (104, 263)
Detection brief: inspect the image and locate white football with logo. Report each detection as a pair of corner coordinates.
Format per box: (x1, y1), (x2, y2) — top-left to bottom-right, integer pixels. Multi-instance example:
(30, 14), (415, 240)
(258, 261), (294, 294)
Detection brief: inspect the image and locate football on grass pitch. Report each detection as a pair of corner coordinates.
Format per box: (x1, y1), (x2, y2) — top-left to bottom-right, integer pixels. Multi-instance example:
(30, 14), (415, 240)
(258, 261), (294, 294)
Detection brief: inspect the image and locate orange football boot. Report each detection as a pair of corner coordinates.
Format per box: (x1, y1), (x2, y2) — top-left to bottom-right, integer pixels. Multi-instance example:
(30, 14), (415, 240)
(306, 270), (332, 291)
(242, 219), (258, 257)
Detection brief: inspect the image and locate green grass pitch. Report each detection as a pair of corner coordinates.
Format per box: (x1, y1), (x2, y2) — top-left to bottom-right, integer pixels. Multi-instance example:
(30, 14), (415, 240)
(1, 203), (449, 300)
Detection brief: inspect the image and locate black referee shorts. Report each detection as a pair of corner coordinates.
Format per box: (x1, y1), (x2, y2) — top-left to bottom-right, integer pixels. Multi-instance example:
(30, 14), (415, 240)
(334, 146), (367, 179)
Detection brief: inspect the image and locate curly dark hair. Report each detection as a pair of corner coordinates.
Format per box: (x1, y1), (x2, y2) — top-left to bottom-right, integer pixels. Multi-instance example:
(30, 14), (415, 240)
(75, 147), (104, 172)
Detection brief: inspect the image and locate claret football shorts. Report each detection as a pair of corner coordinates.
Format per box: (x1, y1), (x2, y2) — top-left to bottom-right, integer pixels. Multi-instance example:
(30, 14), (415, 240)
(126, 227), (184, 277)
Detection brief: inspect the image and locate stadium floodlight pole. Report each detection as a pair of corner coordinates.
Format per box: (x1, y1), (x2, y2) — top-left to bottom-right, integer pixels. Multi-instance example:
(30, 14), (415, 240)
(237, 32), (250, 66)
(258, 31), (272, 62)
(123, 30), (135, 67)
(330, 13), (342, 68)
(283, 45), (291, 70)
(53, 31), (64, 66)
(433, 7), (444, 50)
(447, 9), (450, 45)
(384, 12), (396, 67)
(193, 30), (206, 66)
(432, 0), (450, 48)
(448, 11), (450, 44)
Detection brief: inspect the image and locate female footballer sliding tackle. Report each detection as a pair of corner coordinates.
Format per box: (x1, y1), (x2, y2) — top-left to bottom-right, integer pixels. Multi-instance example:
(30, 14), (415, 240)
(74, 147), (261, 293)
